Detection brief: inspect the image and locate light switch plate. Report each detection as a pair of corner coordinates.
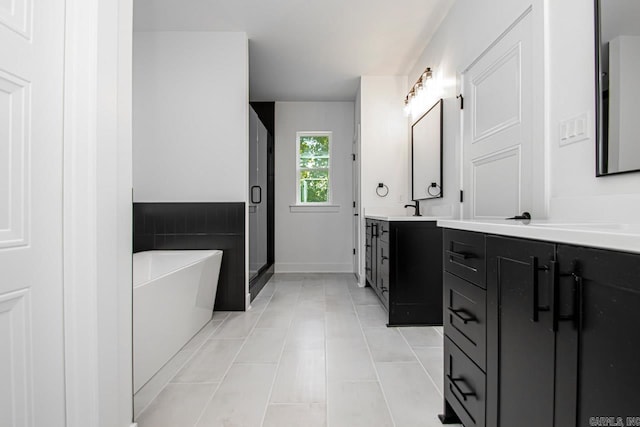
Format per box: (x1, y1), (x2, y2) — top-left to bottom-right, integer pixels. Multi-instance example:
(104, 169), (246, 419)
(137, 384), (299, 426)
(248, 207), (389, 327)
(559, 112), (590, 146)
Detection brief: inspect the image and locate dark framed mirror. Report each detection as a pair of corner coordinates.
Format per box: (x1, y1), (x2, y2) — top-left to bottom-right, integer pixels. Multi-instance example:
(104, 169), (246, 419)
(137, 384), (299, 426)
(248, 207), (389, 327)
(595, 0), (640, 176)
(411, 99), (443, 200)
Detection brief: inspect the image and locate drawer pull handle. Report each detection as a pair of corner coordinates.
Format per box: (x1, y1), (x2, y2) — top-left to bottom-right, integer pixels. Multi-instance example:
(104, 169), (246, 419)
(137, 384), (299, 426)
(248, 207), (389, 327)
(446, 250), (472, 260)
(447, 375), (476, 401)
(365, 267), (371, 271)
(366, 244), (371, 248)
(380, 228), (388, 235)
(447, 307), (477, 324)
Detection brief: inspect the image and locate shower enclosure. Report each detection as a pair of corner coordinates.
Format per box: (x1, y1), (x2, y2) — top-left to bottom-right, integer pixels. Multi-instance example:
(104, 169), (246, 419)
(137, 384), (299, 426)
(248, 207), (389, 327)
(248, 104), (274, 297)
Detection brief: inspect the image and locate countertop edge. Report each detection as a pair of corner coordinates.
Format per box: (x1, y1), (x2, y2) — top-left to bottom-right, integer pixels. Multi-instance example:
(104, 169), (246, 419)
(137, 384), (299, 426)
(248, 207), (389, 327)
(437, 220), (640, 254)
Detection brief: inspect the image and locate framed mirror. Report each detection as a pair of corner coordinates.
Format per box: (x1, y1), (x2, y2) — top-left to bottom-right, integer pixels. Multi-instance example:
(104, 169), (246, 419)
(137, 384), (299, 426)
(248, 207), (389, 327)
(595, 0), (640, 176)
(411, 99), (443, 200)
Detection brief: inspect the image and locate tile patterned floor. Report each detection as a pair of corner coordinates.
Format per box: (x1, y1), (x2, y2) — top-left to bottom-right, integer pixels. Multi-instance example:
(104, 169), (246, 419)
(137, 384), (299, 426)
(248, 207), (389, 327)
(134, 273), (462, 427)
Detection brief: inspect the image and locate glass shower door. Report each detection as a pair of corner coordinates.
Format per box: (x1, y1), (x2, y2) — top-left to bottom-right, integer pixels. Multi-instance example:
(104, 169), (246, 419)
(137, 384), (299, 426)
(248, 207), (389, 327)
(249, 108), (268, 280)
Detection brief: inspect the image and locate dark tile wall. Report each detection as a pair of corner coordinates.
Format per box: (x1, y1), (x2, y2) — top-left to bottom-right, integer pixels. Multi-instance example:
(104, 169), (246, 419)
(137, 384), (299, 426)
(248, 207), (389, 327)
(133, 202), (246, 311)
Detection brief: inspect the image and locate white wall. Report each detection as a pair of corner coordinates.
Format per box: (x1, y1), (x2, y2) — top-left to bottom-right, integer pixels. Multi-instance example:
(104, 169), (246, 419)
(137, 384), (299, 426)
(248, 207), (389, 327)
(407, 0), (640, 223)
(547, 0), (640, 221)
(275, 102), (355, 273)
(360, 76), (411, 210)
(407, 0), (545, 219)
(133, 31), (248, 202)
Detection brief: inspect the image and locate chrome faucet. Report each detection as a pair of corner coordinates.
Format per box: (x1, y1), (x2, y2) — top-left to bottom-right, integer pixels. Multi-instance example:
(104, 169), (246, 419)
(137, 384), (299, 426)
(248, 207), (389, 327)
(404, 203), (421, 217)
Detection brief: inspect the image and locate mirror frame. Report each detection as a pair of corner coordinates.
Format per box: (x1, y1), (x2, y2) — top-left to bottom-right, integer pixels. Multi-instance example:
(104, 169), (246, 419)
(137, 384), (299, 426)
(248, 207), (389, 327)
(594, 0), (640, 177)
(411, 98), (443, 201)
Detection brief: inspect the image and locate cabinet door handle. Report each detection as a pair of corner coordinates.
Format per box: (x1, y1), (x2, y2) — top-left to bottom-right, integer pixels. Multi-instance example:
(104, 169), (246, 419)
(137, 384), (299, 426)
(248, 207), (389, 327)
(550, 260), (582, 332)
(531, 256), (550, 322)
(447, 307), (477, 324)
(380, 228), (388, 235)
(446, 250), (471, 260)
(447, 375), (476, 401)
(365, 244), (371, 248)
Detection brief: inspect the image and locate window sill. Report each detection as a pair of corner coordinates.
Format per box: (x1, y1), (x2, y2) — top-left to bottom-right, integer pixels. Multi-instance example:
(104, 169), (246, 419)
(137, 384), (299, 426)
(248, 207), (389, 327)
(289, 204), (340, 213)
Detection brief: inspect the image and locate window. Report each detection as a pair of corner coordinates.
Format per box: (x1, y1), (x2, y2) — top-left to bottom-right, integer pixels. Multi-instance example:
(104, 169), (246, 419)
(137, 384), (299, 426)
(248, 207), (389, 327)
(296, 131), (332, 204)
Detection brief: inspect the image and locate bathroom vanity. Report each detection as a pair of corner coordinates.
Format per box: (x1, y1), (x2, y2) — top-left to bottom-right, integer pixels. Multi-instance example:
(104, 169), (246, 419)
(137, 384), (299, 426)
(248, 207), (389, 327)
(365, 215), (443, 326)
(437, 220), (640, 427)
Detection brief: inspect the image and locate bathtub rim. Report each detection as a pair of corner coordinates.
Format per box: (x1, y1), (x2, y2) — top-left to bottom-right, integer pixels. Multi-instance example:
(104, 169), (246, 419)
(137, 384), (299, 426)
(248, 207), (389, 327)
(133, 249), (223, 289)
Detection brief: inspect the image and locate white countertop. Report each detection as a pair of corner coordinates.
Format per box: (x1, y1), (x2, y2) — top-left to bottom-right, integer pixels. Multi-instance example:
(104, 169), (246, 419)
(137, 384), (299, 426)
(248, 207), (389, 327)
(437, 219), (640, 254)
(365, 214), (447, 222)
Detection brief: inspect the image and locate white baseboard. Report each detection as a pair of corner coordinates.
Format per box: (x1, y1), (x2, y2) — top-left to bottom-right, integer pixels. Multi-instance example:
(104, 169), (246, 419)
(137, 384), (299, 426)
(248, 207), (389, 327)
(275, 262), (353, 273)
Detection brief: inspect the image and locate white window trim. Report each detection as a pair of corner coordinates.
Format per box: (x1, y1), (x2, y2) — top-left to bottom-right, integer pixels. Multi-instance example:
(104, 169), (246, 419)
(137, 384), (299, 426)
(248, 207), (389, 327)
(295, 131), (333, 205)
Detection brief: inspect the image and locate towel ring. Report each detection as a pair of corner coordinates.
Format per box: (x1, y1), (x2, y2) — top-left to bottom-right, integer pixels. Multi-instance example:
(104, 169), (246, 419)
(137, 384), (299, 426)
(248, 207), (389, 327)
(376, 184), (389, 197)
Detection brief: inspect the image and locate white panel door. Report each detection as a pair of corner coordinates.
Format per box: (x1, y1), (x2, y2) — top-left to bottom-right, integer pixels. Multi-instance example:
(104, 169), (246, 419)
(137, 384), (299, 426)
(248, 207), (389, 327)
(463, 10), (534, 219)
(0, 1), (67, 426)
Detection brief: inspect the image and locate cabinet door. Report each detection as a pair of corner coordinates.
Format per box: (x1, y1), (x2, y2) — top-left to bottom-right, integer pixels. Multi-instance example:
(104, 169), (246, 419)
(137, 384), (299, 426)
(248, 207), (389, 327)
(486, 236), (556, 427)
(558, 245), (640, 426)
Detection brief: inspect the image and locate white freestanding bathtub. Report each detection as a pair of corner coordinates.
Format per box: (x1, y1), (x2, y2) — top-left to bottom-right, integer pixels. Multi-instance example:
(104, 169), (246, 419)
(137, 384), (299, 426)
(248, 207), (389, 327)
(133, 250), (223, 393)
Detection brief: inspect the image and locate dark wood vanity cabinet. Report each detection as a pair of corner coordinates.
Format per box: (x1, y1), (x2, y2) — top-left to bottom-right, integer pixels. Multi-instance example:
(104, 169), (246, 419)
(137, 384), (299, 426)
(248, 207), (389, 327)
(365, 219), (443, 326)
(442, 229), (640, 427)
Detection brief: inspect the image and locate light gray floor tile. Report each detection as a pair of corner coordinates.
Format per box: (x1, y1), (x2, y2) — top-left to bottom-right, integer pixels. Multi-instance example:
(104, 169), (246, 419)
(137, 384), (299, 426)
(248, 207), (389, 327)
(325, 311), (363, 340)
(327, 337), (377, 382)
(210, 311), (261, 339)
(136, 383), (217, 427)
(399, 326), (444, 348)
(182, 319), (224, 352)
(262, 403), (326, 427)
(271, 348), (326, 403)
(364, 328), (416, 363)
(327, 381), (393, 427)
(195, 363), (277, 427)
(256, 305), (296, 328)
(172, 339), (243, 383)
(414, 346), (444, 395)
(376, 362), (444, 427)
(140, 273), (451, 427)
(349, 287), (383, 305)
(356, 304), (388, 328)
(285, 317), (325, 351)
(235, 328), (287, 364)
(325, 295), (354, 313)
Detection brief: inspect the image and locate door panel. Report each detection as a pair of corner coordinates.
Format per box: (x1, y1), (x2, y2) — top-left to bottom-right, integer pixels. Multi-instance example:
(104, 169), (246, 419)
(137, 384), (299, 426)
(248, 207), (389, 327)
(0, 0), (67, 425)
(487, 236), (555, 427)
(463, 10), (534, 219)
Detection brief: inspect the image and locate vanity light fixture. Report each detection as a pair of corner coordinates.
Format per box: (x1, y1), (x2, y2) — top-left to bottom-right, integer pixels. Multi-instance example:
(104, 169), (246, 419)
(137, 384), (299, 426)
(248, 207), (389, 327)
(404, 67), (433, 116)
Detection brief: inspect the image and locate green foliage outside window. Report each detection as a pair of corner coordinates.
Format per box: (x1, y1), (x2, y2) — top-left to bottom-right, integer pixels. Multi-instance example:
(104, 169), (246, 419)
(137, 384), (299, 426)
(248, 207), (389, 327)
(299, 135), (330, 203)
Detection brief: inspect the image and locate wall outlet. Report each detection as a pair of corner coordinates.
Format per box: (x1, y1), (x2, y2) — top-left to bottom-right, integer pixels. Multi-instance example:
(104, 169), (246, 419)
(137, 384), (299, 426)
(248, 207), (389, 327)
(559, 113), (590, 146)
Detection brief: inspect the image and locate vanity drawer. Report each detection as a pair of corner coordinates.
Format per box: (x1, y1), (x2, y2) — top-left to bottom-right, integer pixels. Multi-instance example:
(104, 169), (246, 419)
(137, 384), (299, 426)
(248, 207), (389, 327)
(445, 336), (486, 427)
(444, 229), (486, 288)
(444, 272), (486, 371)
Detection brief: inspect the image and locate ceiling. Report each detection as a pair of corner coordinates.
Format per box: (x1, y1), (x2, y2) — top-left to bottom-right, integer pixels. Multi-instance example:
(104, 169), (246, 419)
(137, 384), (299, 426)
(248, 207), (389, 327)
(134, 0), (455, 102)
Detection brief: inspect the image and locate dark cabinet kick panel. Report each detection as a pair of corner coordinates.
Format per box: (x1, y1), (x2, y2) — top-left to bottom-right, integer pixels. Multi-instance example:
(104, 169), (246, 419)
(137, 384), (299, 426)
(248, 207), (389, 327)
(365, 219), (443, 326)
(440, 227), (640, 427)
